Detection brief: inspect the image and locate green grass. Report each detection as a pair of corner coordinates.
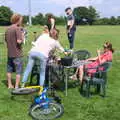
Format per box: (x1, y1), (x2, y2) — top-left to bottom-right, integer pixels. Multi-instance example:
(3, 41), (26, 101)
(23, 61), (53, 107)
(0, 25), (120, 120)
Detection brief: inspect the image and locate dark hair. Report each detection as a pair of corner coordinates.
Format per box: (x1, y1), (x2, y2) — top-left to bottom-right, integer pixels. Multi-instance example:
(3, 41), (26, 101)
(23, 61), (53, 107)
(48, 14), (53, 19)
(47, 14), (55, 24)
(105, 42), (114, 53)
(65, 7), (71, 12)
(50, 29), (59, 40)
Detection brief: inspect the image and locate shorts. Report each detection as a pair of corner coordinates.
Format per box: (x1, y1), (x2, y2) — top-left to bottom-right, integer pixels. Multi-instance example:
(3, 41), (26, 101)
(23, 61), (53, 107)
(7, 57), (23, 75)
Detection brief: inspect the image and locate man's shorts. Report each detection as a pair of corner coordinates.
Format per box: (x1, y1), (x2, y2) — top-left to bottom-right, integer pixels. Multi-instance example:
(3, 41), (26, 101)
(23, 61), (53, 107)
(7, 57), (23, 75)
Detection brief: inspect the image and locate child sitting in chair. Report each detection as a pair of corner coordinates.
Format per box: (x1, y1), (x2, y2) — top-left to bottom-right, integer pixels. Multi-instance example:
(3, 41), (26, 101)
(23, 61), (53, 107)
(70, 42), (114, 83)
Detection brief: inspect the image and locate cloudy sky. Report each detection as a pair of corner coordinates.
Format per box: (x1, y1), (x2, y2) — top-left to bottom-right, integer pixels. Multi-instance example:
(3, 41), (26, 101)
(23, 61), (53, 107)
(0, 0), (120, 17)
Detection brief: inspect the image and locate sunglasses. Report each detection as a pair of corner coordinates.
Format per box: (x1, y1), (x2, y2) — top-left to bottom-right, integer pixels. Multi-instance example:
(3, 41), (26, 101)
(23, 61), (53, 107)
(66, 12), (69, 15)
(103, 45), (107, 48)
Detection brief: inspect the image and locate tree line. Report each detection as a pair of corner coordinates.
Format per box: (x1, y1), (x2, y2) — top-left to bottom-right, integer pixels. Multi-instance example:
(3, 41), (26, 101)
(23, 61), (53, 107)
(0, 5), (120, 26)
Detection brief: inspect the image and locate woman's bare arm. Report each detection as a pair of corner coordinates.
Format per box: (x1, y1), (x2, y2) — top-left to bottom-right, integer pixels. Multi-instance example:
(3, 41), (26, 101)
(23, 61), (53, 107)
(86, 56), (98, 61)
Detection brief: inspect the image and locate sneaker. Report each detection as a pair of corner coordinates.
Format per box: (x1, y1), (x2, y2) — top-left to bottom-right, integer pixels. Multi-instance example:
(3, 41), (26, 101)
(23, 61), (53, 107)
(15, 86), (19, 89)
(69, 74), (77, 80)
(21, 83), (25, 88)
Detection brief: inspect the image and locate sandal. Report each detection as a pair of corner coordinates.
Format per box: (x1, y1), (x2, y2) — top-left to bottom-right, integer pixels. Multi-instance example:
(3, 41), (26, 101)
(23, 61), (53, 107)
(8, 85), (14, 89)
(69, 74), (77, 80)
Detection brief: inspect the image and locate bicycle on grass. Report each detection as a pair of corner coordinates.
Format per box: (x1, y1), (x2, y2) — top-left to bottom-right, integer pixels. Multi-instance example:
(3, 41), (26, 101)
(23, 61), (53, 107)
(11, 85), (64, 120)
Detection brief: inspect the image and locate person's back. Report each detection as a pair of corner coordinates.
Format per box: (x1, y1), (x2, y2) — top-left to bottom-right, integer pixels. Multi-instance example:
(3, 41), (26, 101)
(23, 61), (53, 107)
(21, 28), (64, 87)
(5, 24), (23, 57)
(31, 33), (63, 58)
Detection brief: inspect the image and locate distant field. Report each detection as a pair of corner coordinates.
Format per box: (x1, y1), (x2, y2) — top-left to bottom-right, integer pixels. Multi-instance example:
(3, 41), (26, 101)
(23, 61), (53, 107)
(0, 25), (120, 120)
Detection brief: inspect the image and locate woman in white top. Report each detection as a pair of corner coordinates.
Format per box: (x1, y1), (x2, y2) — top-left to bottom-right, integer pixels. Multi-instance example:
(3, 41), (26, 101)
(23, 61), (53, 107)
(22, 28), (64, 87)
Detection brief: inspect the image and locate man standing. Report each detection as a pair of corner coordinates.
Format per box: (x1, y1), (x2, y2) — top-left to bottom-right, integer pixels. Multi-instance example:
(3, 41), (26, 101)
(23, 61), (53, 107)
(5, 14), (24, 89)
(65, 7), (76, 50)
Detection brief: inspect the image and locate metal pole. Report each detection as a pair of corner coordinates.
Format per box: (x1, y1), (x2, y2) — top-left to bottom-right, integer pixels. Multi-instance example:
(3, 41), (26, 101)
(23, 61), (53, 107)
(28, 0), (32, 26)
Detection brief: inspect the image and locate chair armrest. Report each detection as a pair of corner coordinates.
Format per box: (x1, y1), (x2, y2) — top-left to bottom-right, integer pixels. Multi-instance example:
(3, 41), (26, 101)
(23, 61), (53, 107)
(84, 66), (99, 72)
(97, 62), (112, 72)
(84, 62), (112, 78)
(84, 66), (99, 77)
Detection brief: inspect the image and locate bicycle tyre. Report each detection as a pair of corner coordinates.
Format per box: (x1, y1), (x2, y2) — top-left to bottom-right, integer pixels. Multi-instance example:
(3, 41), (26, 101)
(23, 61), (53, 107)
(11, 88), (39, 95)
(29, 102), (64, 120)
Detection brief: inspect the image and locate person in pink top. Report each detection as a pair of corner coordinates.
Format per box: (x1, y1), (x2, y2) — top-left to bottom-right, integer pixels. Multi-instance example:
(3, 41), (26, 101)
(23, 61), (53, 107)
(70, 42), (114, 83)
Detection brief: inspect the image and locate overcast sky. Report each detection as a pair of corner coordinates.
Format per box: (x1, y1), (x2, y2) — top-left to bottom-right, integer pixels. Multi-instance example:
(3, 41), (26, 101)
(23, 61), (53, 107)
(0, 0), (120, 17)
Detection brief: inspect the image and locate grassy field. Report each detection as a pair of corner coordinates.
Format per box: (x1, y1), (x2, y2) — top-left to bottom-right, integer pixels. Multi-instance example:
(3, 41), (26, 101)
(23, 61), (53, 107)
(0, 25), (120, 120)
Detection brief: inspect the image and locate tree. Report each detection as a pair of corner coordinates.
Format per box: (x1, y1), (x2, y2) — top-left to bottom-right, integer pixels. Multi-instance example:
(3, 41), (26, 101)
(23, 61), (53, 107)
(23, 15), (29, 24)
(87, 6), (99, 25)
(55, 16), (65, 25)
(116, 16), (120, 25)
(109, 16), (117, 25)
(32, 13), (45, 25)
(0, 6), (13, 25)
(93, 18), (110, 25)
(73, 6), (89, 25)
(73, 6), (99, 25)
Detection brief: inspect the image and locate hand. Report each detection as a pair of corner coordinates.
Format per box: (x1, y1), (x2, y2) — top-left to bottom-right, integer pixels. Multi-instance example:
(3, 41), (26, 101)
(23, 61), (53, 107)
(64, 52), (68, 55)
(85, 59), (89, 62)
(68, 29), (70, 33)
(66, 30), (69, 34)
(17, 39), (22, 44)
(32, 41), (35, 45)
(66, 29), (70, 33)
(56, 57), (61, 61)
(22, 32), (25, 40)
(97, 49), (101, 54)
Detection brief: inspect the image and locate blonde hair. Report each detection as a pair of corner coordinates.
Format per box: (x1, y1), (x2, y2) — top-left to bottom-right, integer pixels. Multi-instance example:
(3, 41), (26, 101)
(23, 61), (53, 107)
(11, 14), (22, 24)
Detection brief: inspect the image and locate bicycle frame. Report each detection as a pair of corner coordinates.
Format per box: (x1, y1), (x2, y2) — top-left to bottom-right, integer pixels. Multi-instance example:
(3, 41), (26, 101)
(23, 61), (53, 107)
(33, 87), (51, 104)
(25, 86), (43, 95)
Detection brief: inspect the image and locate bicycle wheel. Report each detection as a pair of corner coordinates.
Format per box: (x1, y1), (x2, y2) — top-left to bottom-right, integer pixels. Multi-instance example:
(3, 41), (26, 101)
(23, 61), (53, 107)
(29, 102), (64, 120)
(11, 88), (39, 95)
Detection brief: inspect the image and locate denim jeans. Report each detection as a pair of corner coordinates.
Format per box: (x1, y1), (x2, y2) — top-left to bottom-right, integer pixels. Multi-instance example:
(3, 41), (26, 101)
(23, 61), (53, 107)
(7, 57), (23, 75)
(22, 51), (47, 86)
(68, 27), (76, 49)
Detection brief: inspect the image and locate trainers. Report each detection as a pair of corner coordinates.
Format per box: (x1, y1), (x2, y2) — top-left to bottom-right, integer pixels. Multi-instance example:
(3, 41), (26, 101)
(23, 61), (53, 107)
(69, 74), (77, 80)
(15, 86), (19, 89)
(21, 83), (25, 88)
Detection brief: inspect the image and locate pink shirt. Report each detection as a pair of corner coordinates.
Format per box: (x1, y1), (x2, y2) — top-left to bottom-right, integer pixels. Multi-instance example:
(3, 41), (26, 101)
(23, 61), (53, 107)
(86, 50), (112, 74)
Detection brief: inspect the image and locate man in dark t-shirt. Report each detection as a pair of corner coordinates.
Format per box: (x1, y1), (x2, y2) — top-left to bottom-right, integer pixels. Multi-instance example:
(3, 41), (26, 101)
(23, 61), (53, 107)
(65, 7), (76, 50)
(5, 14), (24, 89)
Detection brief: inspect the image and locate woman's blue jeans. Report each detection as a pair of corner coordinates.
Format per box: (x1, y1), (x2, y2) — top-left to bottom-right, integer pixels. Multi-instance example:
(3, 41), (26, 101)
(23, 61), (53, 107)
(22, 51), (47, 86)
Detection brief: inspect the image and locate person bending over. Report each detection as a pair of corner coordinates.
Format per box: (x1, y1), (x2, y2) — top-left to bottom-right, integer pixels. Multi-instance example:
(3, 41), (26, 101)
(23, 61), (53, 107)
(21, 28), (65, 87)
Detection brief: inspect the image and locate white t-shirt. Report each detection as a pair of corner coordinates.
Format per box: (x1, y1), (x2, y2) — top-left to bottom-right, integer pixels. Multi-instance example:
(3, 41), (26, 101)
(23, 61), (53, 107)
(30, 33), (64, 57)
(50, 18), (55, 29)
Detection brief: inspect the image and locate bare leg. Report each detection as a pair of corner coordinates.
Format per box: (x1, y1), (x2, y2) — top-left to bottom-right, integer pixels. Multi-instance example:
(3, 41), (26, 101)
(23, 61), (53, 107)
(15, 74), (21, 88)
(75, 68), (79, 75)
(78, 66), (84, 83)
(7, 72), (14, 88)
